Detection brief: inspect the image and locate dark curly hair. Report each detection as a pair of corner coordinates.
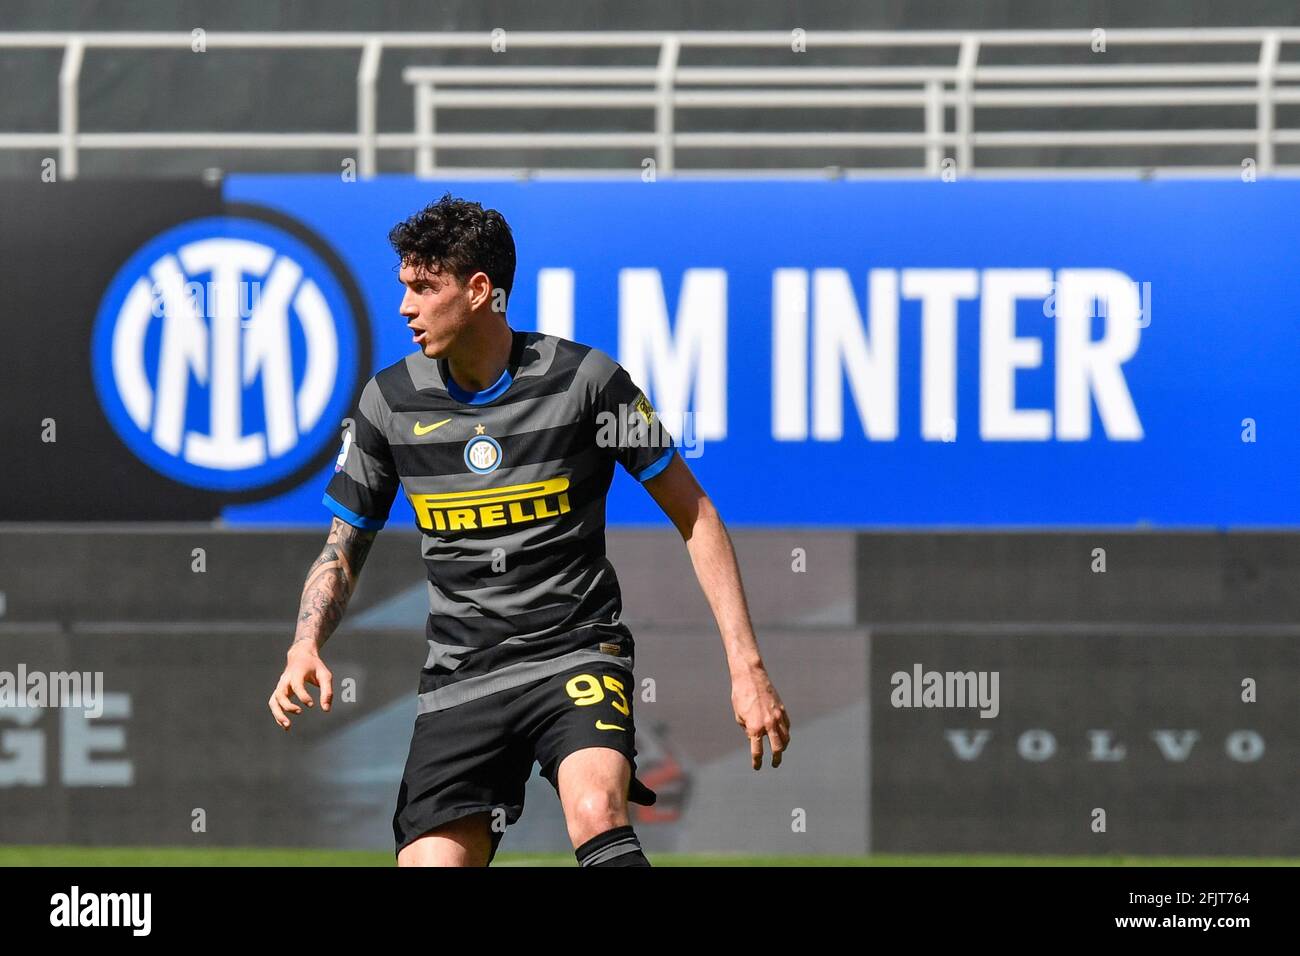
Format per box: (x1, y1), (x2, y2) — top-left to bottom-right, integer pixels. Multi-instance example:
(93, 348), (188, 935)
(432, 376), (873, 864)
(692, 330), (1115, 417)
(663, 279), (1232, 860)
(388, 193), (516, 302)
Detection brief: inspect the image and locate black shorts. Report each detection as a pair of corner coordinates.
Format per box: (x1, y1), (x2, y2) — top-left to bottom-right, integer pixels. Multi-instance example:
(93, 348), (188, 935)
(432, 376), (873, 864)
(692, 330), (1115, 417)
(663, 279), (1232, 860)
(392, 659), (657, 863)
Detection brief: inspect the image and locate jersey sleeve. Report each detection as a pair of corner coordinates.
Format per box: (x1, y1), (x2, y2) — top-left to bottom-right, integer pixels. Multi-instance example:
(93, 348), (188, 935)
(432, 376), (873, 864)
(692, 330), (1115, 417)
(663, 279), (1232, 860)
(591, 357), (677, 482)
(322, 377), (400, 530)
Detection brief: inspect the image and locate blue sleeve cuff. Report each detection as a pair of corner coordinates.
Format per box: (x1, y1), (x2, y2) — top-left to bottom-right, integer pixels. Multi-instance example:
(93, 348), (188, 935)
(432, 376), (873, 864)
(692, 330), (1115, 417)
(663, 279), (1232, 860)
(634, 447), (675, 483)
(322, 492), (387, 531)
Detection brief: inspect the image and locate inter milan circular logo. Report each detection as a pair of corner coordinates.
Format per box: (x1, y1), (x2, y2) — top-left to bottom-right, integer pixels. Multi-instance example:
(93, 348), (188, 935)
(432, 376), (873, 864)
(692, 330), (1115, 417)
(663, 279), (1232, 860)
(91, 210), (367, 493)
(464, 434), (503, 474)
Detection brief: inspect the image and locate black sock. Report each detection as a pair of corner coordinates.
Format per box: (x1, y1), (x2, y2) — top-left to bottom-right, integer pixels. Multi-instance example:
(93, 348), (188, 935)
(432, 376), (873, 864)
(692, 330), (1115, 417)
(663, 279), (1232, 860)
(574, 825), (651, 867)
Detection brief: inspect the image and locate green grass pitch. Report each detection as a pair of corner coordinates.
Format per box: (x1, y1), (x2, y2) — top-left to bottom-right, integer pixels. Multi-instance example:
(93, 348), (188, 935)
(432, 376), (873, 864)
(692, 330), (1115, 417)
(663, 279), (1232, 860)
(2, 846), (1296, 867)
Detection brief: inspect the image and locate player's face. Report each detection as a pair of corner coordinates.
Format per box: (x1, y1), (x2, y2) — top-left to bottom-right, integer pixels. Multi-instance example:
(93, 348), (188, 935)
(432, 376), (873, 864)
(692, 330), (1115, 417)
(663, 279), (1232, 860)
(399, 262), (473, 358)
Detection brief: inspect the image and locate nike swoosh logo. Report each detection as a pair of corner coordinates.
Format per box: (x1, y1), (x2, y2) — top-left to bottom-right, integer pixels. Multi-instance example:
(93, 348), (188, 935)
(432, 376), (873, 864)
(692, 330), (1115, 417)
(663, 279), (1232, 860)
(413, 418), (452, 436)
(595, 720), (626, 731)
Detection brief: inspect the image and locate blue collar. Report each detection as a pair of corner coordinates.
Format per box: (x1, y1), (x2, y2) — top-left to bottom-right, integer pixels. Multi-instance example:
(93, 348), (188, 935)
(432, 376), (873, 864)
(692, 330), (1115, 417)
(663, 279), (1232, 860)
(445, 364), (513, 405)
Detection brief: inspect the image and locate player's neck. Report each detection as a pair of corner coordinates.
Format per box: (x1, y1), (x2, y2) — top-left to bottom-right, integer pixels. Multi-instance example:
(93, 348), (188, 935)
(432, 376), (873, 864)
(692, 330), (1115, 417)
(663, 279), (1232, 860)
(445, 315), (514, 392)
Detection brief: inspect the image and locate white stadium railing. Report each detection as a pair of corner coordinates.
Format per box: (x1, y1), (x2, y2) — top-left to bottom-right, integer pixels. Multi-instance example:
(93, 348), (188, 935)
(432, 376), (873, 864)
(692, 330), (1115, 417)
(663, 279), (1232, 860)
(4, 29), (1300, 178)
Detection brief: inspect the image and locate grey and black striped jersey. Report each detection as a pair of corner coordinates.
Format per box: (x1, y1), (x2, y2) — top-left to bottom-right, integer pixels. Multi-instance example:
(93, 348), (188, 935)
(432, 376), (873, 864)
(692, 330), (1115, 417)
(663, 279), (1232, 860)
(323, 330), (676, 711)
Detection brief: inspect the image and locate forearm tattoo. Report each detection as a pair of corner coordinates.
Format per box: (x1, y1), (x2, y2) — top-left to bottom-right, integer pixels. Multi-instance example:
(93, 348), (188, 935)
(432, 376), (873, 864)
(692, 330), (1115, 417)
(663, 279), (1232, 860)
(292, 518), (377, 649)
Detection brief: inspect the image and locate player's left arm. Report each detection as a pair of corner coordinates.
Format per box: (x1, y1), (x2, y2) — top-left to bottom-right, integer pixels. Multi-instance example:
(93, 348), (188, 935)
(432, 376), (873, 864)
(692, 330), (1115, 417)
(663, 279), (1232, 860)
(643, 453), (791, 770)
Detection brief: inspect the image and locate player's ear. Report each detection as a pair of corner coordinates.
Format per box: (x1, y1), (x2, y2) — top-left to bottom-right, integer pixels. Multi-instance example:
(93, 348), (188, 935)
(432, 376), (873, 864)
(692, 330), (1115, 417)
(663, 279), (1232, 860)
(467, 271), (493, 310)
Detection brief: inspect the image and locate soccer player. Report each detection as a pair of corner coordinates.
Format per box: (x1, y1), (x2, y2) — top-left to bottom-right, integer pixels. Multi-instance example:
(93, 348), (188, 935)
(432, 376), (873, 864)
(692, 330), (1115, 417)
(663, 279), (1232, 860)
(268, 195), (790, 867)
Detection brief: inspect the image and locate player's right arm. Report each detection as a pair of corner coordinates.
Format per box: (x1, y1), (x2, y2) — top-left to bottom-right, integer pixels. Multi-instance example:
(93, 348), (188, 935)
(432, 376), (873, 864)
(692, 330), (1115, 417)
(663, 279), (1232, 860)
(269, 376), (399, 730)
(268, 517), (377, 729)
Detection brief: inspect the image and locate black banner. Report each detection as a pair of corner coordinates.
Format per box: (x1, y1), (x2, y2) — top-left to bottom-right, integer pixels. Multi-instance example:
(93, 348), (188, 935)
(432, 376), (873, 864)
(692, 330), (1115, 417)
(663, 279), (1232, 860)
(871, 629), (1300, 856)
(0, 182), (226, 519)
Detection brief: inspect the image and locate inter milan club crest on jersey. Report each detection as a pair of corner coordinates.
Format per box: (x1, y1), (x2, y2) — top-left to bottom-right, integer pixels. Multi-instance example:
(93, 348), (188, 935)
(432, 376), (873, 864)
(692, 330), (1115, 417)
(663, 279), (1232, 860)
(464, 431), (503, 474)
(91, 210), (368, 492)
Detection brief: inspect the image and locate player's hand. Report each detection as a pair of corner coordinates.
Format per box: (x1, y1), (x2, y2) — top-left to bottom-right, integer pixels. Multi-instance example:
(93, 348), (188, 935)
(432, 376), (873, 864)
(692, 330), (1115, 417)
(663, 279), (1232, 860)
(731, 664), (790, 769)
(268, 641), (334, 730)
